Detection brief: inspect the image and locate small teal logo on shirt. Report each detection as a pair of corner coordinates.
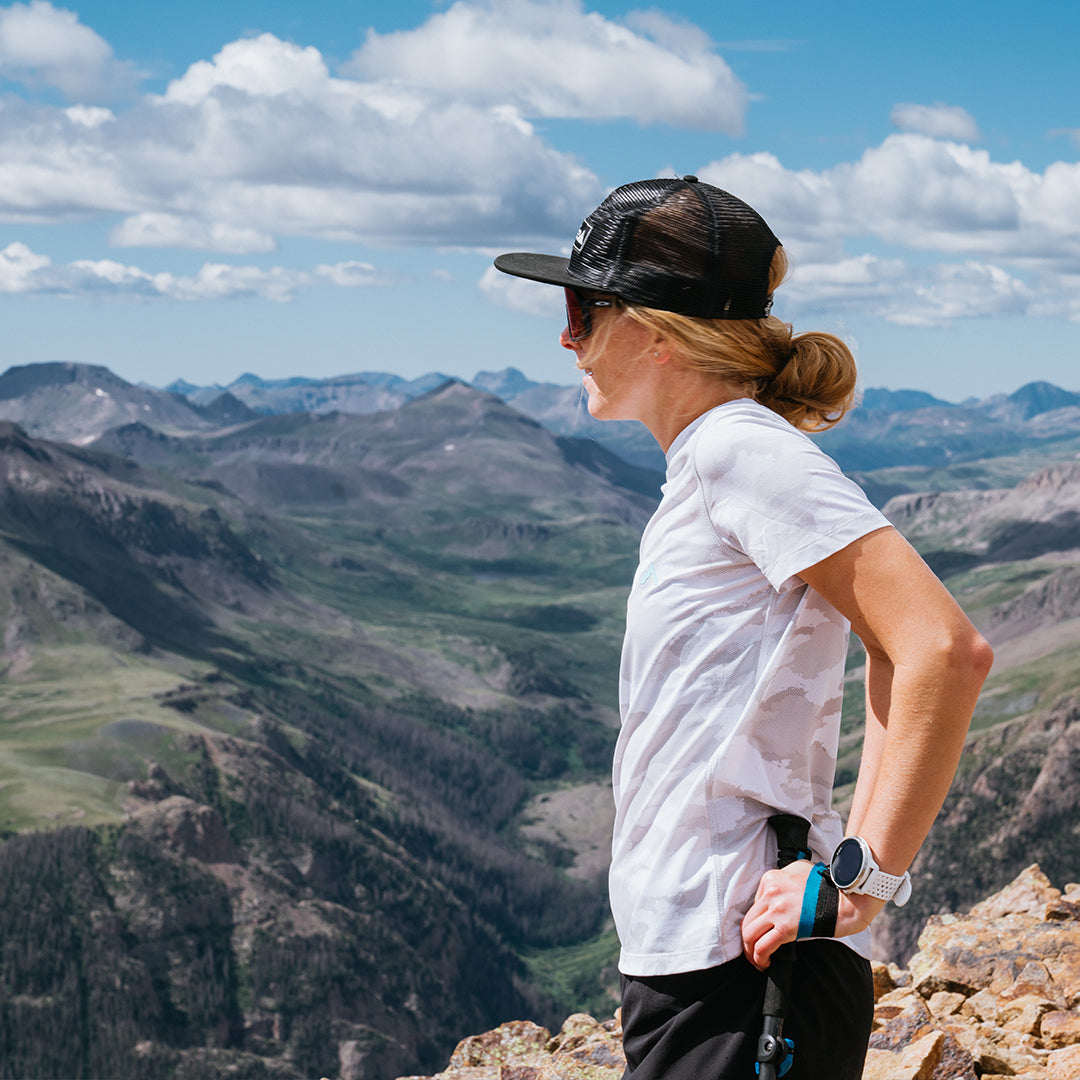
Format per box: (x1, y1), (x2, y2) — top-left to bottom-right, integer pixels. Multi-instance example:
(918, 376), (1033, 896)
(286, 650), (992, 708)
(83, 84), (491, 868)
(638, 562), (657, 587)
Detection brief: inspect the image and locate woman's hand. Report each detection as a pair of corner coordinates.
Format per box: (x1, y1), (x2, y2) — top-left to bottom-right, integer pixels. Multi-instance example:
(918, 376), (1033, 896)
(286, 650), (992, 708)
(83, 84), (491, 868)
(740, 860), (884, 971)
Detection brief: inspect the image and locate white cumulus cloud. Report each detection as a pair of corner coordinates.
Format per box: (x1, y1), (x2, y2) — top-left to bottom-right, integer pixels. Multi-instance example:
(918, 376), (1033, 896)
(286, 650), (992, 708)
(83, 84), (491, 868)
(0, 241), (391, 301)
(314, 261), (381, 288)
(0, 7), (1076, 334)
(63, 103), (114, 127)
(0, 239), (49, 290)
(348, 0), (747, 132)
(779, 255), (1036, 327)
(479, 264), (564, 317)
(891, 102), (981, 142)
(0, 31), (606, 246)
(162, 33), (331, 104)
(109, 214), (277, 254)
(700, 134), (1080, 262)
(0, 0), (139, 100)
(692, 130), (1080, 325)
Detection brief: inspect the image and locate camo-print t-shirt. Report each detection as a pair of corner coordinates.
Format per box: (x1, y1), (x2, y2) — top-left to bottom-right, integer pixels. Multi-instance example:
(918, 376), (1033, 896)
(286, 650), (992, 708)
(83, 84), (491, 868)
(611, 398), (888, 976)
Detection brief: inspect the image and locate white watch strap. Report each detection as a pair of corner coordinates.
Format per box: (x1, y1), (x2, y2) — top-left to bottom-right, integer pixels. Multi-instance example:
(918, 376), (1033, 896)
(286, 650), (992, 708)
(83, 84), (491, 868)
(863, 866), (912, 906)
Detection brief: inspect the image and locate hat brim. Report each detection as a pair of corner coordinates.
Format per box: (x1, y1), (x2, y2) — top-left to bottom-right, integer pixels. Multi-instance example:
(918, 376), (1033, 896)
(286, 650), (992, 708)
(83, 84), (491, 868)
(493, 252), (588, 289)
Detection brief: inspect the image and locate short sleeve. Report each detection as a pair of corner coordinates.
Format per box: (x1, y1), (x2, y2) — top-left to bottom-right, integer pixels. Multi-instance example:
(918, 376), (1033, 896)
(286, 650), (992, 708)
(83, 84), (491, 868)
(693, 412), (890, 592)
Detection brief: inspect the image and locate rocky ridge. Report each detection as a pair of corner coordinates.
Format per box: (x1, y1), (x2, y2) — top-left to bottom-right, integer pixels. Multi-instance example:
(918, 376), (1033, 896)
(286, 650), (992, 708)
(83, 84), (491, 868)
(396, 866), (1080, 1080)
(883, 462), (1080, 565)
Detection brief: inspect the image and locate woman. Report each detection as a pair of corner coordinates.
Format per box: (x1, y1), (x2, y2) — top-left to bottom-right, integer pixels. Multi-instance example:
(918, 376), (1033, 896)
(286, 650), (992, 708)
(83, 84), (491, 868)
(494, 177), (992, 1079)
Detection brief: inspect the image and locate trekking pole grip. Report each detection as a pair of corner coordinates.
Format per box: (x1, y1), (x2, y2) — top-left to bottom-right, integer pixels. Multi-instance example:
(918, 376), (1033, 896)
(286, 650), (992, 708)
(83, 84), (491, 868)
(755, 814), (812, 1079)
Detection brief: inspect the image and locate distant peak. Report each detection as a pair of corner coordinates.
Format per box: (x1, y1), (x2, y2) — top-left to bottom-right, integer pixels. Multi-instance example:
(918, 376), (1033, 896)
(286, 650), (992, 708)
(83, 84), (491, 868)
(165, 378), (214, 395)
(0, 361), (135, 402)
(1006, 381), (1080, 419)
(1011, 380), (1068, 395)
(417, 377), (471, 400)
(471, 368), (536, 398)
(860, 387), (956, 412)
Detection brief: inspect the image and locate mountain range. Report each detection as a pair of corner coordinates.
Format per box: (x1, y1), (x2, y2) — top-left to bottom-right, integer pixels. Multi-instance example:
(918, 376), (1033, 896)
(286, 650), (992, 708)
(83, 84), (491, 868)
(6, 359), (1078, 496)
(162, 364), (1080, 494)
(0, 360), (1079, 1078)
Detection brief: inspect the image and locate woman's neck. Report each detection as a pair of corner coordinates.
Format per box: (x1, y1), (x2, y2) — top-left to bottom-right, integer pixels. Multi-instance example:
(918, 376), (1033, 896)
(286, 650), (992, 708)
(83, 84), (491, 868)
(643, 371), (746, 453)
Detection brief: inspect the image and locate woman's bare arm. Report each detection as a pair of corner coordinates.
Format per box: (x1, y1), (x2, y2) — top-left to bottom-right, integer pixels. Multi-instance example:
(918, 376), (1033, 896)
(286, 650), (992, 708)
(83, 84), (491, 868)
(809, 527), (993, 870)
(741, 526), (993, 968)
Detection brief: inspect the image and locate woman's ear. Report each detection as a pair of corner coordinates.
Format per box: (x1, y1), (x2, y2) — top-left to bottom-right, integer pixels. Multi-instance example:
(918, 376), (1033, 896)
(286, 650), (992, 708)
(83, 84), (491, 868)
(650, 338), (673, 365)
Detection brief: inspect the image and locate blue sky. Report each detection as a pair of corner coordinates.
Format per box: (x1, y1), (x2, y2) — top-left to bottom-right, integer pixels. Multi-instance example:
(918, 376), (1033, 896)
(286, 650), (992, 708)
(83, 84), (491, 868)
(0, 0), (1077, 401)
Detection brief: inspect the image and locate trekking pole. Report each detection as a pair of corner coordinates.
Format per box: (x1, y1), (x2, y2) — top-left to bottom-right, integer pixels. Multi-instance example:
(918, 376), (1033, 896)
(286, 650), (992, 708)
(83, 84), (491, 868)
(754, 814), (812, 1080)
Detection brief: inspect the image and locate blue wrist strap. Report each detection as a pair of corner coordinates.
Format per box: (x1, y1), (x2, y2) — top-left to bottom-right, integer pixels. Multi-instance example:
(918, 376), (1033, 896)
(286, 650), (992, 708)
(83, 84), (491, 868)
(798, 862), (838, 939)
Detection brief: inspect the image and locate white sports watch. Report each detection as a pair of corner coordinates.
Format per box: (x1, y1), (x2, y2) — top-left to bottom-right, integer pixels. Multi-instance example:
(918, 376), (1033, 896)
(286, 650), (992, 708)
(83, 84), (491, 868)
(829, 836), (912, 907)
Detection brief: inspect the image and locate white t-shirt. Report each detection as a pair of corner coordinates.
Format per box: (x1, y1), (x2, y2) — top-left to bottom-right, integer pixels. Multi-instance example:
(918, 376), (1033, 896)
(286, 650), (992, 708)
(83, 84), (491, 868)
(611, 399), (889, 976)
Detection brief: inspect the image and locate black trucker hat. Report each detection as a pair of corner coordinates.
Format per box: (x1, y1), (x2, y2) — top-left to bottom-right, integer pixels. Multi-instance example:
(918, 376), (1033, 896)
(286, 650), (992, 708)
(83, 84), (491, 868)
(494, 176), (781, 320)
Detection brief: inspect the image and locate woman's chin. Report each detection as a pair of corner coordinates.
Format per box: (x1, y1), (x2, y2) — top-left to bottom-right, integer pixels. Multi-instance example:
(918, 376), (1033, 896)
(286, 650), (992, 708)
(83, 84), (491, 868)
(583, 376), (623, 421)
(585, 391), (608, 419)
(581, 375), (601, 414)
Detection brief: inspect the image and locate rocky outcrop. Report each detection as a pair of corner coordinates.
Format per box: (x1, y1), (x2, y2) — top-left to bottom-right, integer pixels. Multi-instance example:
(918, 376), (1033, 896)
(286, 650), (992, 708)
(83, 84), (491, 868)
(989, 566), (1080, 631)
(873, 695), (1080, 966)
(393, 1012), (626, 1080)
(881, 462), (1080, 564)
(400, 865), (1080, 1080)
(868, 865), (1080, 1079)
(127, 795), (240, 865)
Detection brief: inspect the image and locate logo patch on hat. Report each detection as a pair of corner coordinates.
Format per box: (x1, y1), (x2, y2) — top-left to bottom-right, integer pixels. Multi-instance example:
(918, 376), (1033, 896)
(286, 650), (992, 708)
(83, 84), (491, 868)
(573, 220), (592, 253)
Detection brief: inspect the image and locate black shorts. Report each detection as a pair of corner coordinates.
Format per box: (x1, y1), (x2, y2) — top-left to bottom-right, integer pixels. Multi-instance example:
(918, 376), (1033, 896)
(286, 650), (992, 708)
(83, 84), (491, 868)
(620, 940), (873, 1080)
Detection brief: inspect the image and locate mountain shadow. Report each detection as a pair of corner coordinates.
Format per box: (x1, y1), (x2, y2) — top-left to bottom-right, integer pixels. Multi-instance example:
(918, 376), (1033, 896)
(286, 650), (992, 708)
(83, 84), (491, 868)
(0, 422), (270, 659)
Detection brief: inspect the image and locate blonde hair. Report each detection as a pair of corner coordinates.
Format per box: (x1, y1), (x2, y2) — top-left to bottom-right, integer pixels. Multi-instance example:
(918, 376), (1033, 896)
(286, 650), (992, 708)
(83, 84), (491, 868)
(621, 248), (857, 432)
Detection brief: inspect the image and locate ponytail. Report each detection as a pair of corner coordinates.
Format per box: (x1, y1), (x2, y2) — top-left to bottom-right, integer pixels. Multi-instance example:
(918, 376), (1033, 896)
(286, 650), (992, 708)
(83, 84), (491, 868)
(755, 329), (858, 432)
(621, 247), (858, 432)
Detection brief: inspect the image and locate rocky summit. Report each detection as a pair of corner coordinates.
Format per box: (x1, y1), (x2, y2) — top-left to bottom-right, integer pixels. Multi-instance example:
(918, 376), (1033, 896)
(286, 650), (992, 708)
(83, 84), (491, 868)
(396, 865), (1080, 1080)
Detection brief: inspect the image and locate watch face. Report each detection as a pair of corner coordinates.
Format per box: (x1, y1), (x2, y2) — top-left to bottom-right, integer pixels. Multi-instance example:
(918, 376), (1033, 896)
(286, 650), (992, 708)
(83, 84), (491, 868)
(831, 838), (865, 889)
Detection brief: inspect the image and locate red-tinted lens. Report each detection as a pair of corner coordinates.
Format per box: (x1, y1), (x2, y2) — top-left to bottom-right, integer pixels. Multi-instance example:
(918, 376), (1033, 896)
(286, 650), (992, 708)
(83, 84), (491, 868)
(564, 288), (590, 342)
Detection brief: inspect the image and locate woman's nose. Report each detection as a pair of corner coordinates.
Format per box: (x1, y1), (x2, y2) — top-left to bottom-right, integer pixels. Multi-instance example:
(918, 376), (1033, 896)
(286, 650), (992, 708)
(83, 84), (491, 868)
(559, 326), (578, 351)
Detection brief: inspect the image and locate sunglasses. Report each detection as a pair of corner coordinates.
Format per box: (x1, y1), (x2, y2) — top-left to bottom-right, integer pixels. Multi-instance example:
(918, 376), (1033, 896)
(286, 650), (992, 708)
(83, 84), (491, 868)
(564, 287), (618, 342)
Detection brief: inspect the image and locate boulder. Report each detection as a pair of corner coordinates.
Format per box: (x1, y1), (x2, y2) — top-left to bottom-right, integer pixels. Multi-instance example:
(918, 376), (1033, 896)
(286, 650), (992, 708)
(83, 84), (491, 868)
(398, 1015), (625, 1080)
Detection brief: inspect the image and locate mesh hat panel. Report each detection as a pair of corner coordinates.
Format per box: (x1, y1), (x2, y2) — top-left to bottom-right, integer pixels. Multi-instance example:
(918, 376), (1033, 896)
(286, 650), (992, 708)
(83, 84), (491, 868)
(498, 177), (780, 320)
